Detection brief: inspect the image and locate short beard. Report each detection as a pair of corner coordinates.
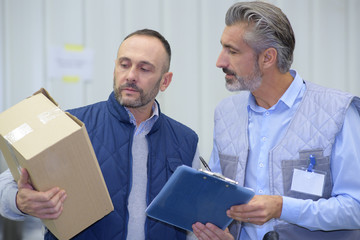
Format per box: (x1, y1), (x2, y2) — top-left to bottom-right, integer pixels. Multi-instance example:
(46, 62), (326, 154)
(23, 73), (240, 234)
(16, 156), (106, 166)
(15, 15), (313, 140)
(113, 77), (161, 108)
(224, 61), (262, 92)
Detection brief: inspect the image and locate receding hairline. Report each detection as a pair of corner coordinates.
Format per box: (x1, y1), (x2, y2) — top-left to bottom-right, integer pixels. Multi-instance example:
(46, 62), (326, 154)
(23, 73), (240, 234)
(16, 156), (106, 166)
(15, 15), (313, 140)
(117, 34), (171, 73)
(121, 29), (171, 73)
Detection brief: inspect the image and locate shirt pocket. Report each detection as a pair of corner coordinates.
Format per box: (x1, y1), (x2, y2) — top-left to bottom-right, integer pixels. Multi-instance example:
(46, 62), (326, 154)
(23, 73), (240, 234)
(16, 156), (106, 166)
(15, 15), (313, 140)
(281, 149), (333, 201)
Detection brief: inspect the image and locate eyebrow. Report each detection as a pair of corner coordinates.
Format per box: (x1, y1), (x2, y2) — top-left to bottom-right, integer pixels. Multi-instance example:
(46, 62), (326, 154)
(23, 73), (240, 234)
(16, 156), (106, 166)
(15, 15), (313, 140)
(220, 40), (240, 52)
(117, 57), (156, 69)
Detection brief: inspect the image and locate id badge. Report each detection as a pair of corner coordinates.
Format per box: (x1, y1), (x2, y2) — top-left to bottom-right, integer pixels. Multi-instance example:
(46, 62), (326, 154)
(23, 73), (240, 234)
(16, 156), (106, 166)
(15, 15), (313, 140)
(290, 168), (326, 197)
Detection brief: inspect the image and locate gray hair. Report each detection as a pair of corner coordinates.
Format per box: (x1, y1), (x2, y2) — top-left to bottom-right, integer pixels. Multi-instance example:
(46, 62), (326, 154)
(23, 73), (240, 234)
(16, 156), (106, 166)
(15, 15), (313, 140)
(225, 1), (295, 73)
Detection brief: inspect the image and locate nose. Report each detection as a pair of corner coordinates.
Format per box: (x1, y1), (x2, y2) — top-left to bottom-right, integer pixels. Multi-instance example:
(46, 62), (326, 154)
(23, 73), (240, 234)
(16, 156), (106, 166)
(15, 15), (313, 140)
(126, 66), (137, 83)
(216, 49), (228, 69)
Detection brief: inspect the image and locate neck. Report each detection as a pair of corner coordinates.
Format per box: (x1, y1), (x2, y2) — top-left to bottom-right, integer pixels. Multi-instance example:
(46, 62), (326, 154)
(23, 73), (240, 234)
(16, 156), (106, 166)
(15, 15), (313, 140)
(128, 101), (155, 127)
(252, 71), (294, 109)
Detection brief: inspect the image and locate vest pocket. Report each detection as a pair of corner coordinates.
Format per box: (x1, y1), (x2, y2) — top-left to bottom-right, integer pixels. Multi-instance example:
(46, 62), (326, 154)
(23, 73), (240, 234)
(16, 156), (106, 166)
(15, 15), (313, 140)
(281, 150), (333, 201)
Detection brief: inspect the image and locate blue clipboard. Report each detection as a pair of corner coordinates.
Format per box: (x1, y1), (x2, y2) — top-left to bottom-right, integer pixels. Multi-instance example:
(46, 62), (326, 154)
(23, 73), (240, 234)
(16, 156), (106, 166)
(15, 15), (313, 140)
(146, 165), (255, 232)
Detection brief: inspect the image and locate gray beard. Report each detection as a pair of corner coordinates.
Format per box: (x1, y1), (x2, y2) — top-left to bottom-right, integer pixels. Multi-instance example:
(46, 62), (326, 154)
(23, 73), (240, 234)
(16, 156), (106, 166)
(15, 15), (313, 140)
(225, 73), (262, 92)
(225, 62), (262, 92)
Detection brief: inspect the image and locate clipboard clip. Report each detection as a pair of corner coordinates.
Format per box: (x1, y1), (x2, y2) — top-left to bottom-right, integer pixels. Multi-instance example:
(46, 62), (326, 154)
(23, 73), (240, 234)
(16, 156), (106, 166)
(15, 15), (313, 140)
(199, 169), (239, 185)
(199, 156), (238, 185)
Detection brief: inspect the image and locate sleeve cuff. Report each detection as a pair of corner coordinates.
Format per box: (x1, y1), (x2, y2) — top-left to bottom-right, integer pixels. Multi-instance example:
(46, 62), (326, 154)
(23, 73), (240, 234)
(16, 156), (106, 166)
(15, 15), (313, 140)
(280, 196), (302, 223)
(8, 187), (25, 216)
(2, 185), (27, 221)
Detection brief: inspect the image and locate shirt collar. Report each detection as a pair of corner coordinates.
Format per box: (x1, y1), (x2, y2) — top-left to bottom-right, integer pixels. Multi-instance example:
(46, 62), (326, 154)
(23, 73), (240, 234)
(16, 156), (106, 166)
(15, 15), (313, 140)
(279, 69), (304, 108)
(124, 101), (159, 127)
(248, 69), (304, 111)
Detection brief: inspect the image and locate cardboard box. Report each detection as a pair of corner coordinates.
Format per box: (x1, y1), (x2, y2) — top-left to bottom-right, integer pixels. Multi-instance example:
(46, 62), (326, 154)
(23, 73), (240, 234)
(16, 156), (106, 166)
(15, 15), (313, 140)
(0, 89), (114, 240)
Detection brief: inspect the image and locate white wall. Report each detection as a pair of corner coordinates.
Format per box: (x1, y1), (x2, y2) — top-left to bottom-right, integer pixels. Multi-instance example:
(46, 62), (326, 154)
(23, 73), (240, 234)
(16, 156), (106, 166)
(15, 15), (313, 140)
(0, 0), (4, 172)
(1, 0), (360, 164)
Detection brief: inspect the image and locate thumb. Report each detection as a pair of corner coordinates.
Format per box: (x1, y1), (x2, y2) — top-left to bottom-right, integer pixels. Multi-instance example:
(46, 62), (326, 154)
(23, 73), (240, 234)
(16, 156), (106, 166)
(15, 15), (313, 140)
(18, 168), (34, 190)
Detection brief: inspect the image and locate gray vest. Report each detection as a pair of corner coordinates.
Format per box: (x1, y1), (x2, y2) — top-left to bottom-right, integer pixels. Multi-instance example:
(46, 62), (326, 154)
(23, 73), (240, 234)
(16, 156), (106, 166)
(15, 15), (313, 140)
(214, 81), (360, 240)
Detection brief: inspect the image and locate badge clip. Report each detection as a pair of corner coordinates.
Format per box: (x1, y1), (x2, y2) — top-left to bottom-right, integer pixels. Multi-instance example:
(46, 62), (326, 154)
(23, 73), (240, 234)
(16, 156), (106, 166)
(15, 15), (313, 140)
(307, 154), (316, 172)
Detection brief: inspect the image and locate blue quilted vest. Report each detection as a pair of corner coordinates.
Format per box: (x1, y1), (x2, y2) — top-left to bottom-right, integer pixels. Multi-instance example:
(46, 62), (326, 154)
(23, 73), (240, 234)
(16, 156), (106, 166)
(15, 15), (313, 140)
(44, 92), (198, 240)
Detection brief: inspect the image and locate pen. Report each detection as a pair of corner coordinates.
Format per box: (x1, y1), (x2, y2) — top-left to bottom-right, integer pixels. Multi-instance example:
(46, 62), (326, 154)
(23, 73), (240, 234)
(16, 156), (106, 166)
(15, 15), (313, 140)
(199, 156), (212, 172)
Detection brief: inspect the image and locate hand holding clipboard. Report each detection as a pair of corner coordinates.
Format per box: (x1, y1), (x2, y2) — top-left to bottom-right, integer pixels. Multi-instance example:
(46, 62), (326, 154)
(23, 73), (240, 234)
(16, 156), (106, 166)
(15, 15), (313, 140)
(146, 162), (255, 232)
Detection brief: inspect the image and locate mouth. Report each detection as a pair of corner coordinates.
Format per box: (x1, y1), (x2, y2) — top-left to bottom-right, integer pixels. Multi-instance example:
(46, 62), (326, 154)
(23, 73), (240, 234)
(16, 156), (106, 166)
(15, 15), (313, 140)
(225, 73), (235, 79)
(119, 83), (141, 94)
(121, 88), (140, 97)
(122, 87), (138, 92)
(223, 68), (236, 78)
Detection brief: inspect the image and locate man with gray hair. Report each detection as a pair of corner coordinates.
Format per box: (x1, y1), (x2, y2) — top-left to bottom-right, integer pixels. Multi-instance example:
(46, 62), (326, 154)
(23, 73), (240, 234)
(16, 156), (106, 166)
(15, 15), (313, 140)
(192, 1), (360, 240)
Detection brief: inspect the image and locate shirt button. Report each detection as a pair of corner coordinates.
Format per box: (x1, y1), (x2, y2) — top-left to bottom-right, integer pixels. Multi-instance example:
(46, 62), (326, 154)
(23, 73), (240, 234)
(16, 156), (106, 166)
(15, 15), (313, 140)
(265, 111), (270, 116)
(258, 189), (264, 194)
(262, 137), (267, 142)
(259, 163), (264, 168)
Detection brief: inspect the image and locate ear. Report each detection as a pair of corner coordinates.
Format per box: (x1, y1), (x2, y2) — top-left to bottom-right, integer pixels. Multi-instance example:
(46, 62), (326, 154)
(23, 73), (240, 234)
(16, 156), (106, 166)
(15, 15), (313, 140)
(159, 72), (173, 91)
(261, 48), (277, 69)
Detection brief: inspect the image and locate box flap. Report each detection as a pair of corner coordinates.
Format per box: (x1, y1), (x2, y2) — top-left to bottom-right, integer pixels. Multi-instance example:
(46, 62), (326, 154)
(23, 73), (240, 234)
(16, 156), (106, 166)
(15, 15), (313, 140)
(32, 88), (59, 107)
(0, 93), (80, 160)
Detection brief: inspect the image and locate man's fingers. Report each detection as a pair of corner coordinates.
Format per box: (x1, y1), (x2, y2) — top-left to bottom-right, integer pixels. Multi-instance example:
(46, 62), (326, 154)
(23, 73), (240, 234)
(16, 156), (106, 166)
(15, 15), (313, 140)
(193, 222), (234, 240)
(18, 187), (61, 203)
(41, 187), (63, 202)
(33, 196), (66, 219)
(16, 186), (67, 219)
(18, 168), (31, 189)
(226, 195), (283, 225)
(193, 222), (213, 240)
(39, 204), (64, 219)
(34, 188), (67, 207)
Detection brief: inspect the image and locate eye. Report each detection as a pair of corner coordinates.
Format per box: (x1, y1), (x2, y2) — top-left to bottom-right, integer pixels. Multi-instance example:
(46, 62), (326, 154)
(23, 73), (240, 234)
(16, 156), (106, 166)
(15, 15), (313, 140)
(120, 63), (129, 68)
(141, 67), (150, 72)
(224, 46), (238, 55)
(228, 49), (237, 55)
(139, 63), (153, 72)
(117, 58), (131, 69)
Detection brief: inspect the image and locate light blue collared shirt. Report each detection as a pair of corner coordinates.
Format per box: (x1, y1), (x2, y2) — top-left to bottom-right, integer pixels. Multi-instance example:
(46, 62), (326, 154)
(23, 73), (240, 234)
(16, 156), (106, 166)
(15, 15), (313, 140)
(125, 102), (159, 136)
(240, 70), (305, 239)
(210, 70), (360, 240)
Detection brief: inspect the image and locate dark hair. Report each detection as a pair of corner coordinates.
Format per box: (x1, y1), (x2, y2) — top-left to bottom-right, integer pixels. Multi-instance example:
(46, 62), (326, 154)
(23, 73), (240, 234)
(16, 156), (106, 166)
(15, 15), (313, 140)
(123, 29), (171, 72)
(225, 1), (295, 73)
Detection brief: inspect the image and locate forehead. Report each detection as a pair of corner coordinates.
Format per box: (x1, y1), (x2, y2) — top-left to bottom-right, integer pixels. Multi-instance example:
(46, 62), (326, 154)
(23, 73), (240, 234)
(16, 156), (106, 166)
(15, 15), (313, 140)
(221, 23), (249, 49)
(117, 35), (166, 66)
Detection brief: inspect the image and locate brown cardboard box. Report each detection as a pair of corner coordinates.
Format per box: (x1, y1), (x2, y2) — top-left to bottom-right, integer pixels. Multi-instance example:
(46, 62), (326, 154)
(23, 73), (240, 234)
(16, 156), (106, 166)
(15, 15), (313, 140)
(0, 89), (114, 240)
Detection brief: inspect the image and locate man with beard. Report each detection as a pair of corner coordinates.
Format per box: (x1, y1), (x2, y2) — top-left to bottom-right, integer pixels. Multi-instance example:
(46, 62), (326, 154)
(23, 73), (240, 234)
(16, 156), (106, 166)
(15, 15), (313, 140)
(0, 29), (199, 240)
(192, 2), (360, 240)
